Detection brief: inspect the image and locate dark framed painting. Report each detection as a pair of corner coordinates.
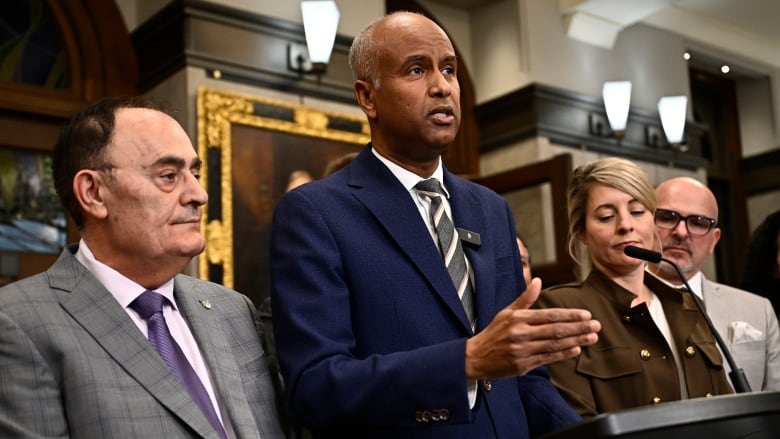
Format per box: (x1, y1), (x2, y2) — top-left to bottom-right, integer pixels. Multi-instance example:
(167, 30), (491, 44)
(196, 87), (369, 306)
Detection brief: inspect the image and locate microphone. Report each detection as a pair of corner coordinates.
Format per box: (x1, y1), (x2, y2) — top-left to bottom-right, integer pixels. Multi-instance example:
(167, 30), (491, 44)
(623, 245), (752, 393)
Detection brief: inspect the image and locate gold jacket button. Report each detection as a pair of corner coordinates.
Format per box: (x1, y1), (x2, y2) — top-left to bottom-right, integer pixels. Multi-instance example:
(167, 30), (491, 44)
(640, 349), (651, 360)
(652, 396), (662, 404)
(622, 315), (632, 323)
(482, 378), (492, 391)
(440, 409), (449, 421)
(685, 346), (696, 357)
(705, 393), (713, 397)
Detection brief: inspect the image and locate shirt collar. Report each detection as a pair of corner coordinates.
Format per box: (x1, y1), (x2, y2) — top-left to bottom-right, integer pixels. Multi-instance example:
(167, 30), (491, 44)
(648, 267), (704, 300)
(75, 238), (176, 308)
(371, 146), (449, 198)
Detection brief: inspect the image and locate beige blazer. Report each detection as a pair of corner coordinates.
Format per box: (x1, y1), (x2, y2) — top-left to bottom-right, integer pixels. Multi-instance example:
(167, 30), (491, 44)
(702, 275), (780, 391)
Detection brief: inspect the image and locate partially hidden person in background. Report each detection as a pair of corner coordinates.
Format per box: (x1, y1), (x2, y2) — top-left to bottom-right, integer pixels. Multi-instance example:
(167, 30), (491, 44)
(535, 157), (733, 417)
(322, 151), (359, 178)
(741, 209), (780, 320)
(652, 177), (780, 391)
(0, 96), (284, 438)
(270, 11), (600, 438)
(285, 170), (313, 192)
(517, 234), (532, 287)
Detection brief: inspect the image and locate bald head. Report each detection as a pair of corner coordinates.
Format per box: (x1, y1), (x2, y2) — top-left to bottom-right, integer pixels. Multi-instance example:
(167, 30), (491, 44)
(656, 177), (718, 220)
(654, 176), (721, 281)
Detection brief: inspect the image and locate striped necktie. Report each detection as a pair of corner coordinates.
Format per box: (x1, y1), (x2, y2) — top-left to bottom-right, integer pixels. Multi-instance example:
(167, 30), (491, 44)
(415, 178), (476, 328)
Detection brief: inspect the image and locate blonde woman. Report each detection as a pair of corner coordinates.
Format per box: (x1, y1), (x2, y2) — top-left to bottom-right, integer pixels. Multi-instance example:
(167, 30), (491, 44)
(535, 157), (732, 416)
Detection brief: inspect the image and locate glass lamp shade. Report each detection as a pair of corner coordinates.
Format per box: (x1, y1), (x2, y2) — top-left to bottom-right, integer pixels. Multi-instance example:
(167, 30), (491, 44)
(658, 96), (688, 144)
(301, 1), (340, 64)
(602, 81), (632, 132)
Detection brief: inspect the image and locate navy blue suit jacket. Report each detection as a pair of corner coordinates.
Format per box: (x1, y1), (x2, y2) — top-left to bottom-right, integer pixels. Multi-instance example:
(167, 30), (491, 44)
(270, 146), (579, 438)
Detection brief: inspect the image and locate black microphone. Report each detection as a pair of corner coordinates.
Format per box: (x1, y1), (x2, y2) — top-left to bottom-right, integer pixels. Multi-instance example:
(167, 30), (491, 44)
(624, 245), (752, 393)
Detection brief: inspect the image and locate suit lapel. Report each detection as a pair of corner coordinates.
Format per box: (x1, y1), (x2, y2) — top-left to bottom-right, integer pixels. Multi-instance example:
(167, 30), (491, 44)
(50, 249), (218, 438)
(702, 277), (722, 315)
(174, 277), (256, 437)
(348, 149), (475, 332)
(701, 277), (730, 342)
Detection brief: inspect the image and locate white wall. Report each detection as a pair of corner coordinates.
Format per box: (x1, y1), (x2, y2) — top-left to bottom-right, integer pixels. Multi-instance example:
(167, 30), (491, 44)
(470, 0), (531, 103)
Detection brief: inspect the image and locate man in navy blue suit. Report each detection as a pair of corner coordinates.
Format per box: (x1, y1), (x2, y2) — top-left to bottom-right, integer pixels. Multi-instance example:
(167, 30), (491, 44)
(270, 11), (601, 438)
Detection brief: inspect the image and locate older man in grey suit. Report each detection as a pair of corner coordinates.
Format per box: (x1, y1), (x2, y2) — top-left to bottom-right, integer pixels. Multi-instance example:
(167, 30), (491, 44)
(0, 97), (284, 438)
(653, 177), (780, 391)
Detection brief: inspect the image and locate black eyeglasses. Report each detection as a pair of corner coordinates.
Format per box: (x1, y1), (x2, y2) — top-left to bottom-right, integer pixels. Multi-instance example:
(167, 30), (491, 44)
(654, 208), (717, 236)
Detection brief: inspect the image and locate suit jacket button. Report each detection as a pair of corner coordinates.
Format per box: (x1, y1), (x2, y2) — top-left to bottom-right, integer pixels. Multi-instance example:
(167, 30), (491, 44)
(440, 409), (449, 421)
(416, 411), (431, 422)
(482, 378), (492, 391)
(685, 345), (696, 357)
(640, 349), (651, 360)
(622, 315), (631, 323)
(652, 396), (662, 404)
(705, 393), (713, 397)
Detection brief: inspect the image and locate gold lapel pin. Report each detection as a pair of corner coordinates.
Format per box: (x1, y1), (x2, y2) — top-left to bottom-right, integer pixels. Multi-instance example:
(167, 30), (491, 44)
(199, 299), (212, 309)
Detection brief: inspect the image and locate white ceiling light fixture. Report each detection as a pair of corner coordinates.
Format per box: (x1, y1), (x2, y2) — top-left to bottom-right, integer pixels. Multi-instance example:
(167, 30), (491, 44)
(658, 95), (688, 149)
(288, 1), (340, 75)
(602, 80), (632, 144)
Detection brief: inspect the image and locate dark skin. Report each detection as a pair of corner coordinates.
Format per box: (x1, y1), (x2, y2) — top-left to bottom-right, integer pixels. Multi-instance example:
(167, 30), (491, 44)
(354, 14), (460, 177)
(353, 12), (601, 382)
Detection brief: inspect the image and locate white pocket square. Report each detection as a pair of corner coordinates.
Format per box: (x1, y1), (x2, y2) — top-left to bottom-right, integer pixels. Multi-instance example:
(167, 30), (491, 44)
(728, 321), (764, 344)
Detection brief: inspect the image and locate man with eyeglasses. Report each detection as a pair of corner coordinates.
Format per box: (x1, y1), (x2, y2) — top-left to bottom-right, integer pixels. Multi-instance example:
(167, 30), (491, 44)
(652, 176), (780, 391)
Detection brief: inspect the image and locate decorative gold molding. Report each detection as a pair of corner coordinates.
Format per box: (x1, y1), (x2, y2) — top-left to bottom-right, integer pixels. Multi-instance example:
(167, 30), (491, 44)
(196, 86), (370, 287)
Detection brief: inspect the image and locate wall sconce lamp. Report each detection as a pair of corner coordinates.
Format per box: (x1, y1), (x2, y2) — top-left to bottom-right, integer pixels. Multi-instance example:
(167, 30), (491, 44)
(602, 80), (632, 144)
(658, 95), (688, 152)
(288, 1), (340, 75)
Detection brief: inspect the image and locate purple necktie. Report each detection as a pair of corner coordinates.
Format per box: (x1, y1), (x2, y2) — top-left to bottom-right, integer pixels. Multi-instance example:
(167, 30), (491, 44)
(131, 291), (228, 439)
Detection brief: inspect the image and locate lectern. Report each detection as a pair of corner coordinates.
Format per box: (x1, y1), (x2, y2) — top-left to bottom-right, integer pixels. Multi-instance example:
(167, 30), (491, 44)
(540, 392), (780, 439)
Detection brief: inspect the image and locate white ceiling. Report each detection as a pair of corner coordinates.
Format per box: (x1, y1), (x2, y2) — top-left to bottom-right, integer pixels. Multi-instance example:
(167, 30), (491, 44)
(428, 0), (780, 75)
(676, 0), (780, 43)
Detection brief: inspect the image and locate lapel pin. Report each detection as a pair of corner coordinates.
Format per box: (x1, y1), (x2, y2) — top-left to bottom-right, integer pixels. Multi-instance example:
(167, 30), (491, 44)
(457, 228), (481, 248)
(199, 299), (212, 309)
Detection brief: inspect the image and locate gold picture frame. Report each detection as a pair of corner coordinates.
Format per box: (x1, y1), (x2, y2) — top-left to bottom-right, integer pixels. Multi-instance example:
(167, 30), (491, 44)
(196, 86), (369, 299)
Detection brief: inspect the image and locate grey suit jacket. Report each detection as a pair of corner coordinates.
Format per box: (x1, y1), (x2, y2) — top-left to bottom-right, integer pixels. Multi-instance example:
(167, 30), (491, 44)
(0, 245), (284, 438)
(702, 276), (780, 391)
